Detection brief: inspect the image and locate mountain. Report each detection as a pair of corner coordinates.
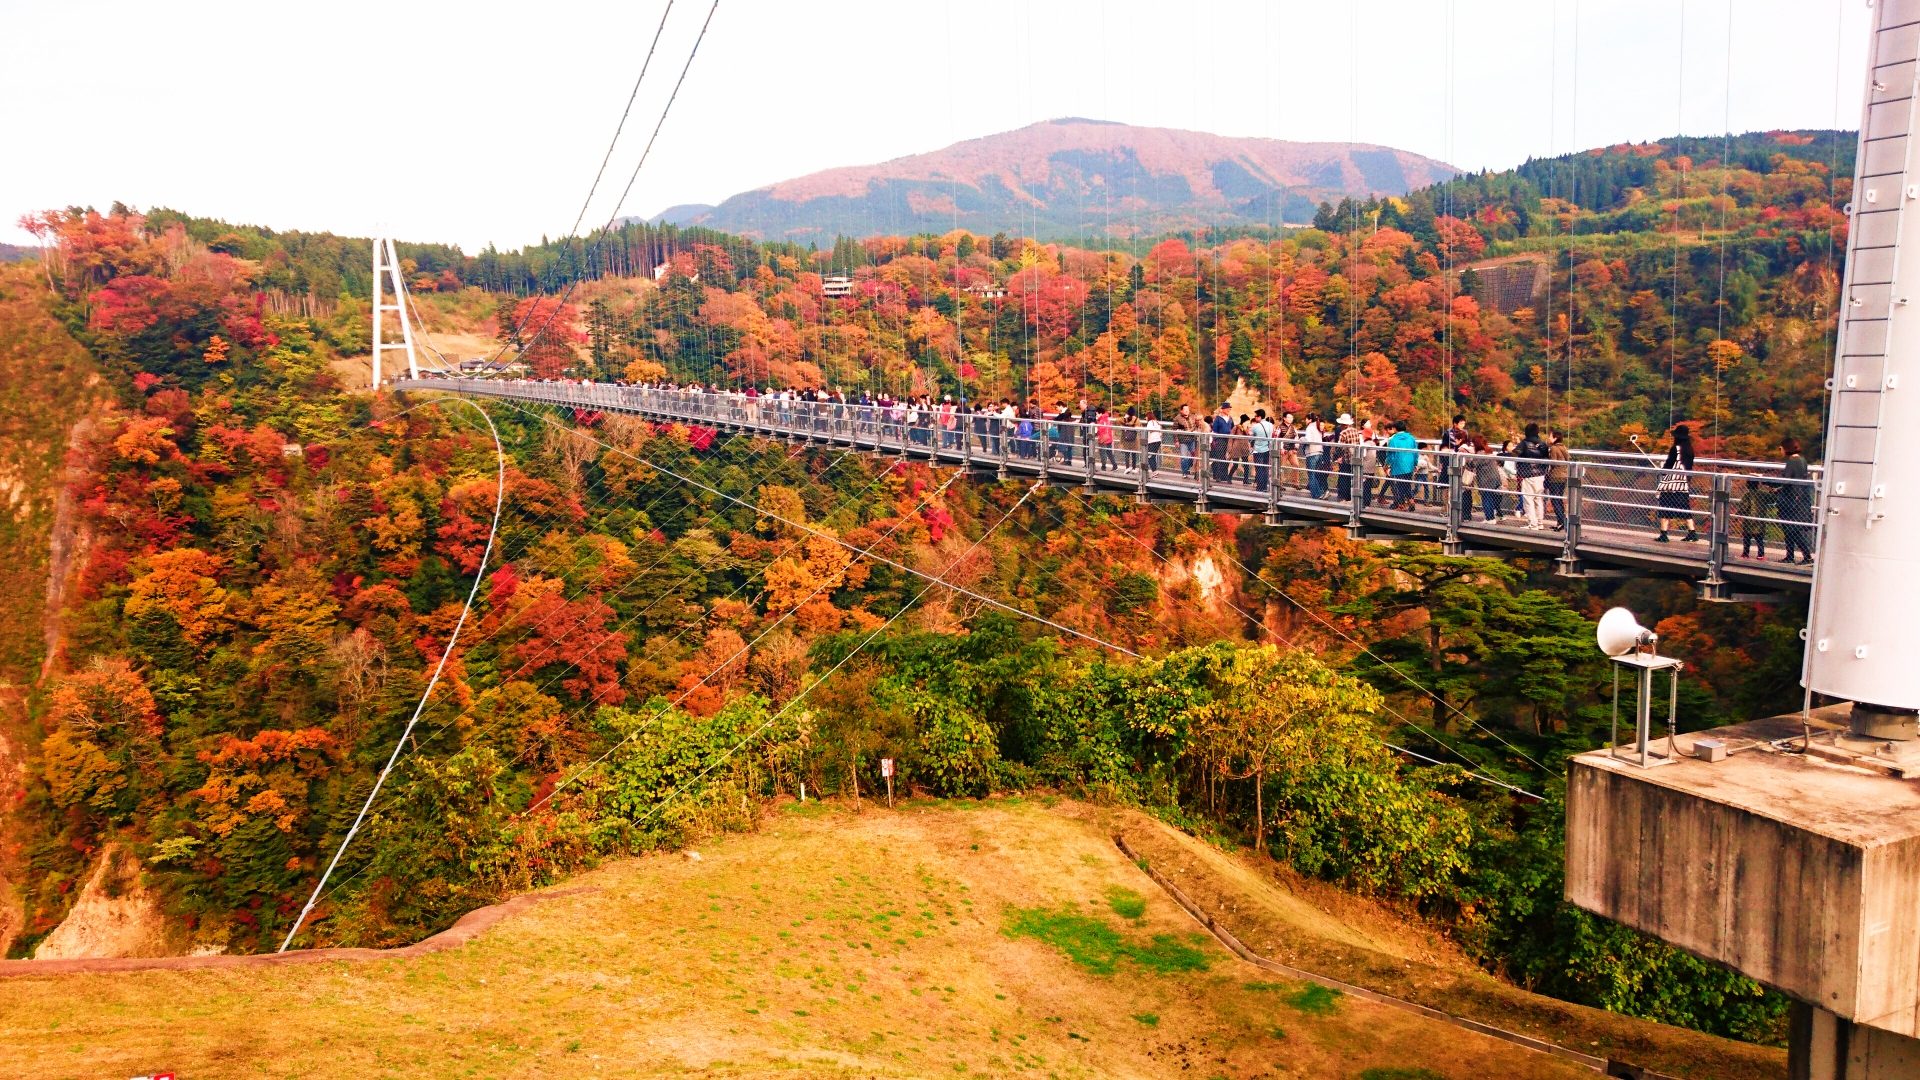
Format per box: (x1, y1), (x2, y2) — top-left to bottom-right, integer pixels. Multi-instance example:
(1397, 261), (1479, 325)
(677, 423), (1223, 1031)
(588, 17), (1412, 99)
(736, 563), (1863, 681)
(652, 117), (1457, 240)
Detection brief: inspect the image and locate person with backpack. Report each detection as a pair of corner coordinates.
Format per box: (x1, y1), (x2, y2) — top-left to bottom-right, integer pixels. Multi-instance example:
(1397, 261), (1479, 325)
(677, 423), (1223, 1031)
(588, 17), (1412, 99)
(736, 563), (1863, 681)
(1249, 409), (1276, 491)
(1546, 430), (1572, 530)
(1334, 413), (1363, 503)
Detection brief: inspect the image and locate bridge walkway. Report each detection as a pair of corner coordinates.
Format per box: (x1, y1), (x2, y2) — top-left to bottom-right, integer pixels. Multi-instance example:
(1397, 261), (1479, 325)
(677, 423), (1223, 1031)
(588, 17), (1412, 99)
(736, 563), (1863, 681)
(396, 378), (1817, 598)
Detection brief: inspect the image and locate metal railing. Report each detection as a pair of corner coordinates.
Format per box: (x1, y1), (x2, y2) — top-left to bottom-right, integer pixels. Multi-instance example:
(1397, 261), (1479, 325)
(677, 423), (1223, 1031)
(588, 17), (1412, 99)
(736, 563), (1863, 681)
(395, 377), (1818, 593)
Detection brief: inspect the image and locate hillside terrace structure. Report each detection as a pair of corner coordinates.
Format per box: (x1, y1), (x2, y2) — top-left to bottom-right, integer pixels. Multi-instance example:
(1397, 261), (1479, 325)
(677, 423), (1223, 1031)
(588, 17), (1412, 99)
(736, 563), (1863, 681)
(1460, 258), (1546, 317)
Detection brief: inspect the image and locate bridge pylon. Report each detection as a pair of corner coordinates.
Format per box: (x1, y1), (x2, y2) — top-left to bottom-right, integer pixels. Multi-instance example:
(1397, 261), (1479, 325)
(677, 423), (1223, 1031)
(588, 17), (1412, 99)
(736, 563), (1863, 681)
(370, 235), (420, 388)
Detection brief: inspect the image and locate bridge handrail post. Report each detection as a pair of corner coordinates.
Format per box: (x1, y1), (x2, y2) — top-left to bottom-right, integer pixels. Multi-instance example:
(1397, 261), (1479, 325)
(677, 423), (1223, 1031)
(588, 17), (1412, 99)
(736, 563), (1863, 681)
(1265, 444), (1282, 520)
(1084, 421), (1098, 489)
(1705, 472), (1732, 591)
(1197, 431), (1213, 509)
(1348, 446), (1367, 528)
(1445, 458), (1464, 547)
(1564, 463), (1585, 558)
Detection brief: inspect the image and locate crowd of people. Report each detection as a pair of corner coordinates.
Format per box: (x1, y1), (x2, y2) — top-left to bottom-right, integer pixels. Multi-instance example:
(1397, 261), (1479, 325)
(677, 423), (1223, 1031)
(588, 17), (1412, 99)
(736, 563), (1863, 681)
(489, 376), (1817, 562)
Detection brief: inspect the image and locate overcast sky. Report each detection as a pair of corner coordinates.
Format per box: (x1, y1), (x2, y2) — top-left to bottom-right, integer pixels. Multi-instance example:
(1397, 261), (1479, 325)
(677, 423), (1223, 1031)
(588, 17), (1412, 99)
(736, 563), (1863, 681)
(0, 0), (1871, 252)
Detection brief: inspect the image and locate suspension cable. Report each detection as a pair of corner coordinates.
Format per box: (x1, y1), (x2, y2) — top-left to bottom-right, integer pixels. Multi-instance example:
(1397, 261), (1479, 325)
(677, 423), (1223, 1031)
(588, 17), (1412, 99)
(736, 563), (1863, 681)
(279, 398), (506, 952)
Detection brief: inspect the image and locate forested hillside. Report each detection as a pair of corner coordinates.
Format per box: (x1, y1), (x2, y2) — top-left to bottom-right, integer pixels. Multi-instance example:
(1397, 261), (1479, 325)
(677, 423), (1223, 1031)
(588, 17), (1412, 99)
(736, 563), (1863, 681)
(0, 129), (1839, 1045)
(132, 130), (1847, 460)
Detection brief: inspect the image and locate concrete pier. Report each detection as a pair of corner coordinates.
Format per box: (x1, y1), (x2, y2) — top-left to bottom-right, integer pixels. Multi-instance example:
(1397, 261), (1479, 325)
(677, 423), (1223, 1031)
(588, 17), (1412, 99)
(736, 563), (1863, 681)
(1566, 706), (1920, 1078)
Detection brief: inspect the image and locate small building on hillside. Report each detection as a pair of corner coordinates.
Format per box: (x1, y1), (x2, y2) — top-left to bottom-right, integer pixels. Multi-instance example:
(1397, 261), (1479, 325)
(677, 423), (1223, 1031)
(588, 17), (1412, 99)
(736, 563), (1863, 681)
(821, 275), (854, 298)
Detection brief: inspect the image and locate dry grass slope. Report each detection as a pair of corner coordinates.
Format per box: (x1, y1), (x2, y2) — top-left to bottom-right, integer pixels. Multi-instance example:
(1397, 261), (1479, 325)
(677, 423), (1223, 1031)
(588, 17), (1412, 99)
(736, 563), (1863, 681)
(0, 799), (1780, 1080)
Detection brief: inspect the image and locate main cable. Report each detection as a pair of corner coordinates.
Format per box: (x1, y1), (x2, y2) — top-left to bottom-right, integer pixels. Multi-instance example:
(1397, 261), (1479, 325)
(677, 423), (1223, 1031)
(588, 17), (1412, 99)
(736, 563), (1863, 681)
(496, 0), (721, 367)
(280, 397), (507, 952)
(498, 1), (677, 347)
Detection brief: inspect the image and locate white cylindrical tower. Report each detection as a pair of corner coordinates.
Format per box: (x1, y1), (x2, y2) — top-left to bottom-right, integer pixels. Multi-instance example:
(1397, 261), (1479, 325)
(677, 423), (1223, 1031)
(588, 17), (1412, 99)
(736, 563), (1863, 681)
(1806, 0), (1920, 723)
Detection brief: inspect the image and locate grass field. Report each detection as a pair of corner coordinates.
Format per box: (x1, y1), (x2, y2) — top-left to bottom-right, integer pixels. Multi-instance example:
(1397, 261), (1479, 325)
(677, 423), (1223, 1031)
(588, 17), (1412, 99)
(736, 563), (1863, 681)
(0, 799), (1775, 1079)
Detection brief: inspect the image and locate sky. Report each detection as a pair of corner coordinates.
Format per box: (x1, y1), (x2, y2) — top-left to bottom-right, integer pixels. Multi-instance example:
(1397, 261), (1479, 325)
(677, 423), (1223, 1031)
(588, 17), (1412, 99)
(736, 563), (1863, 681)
(0, 0), (1872, 253)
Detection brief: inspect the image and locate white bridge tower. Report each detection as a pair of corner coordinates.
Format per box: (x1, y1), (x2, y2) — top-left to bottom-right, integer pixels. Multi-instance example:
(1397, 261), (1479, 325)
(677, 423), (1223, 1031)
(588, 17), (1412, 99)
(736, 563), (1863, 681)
(369, 235), (420, 388)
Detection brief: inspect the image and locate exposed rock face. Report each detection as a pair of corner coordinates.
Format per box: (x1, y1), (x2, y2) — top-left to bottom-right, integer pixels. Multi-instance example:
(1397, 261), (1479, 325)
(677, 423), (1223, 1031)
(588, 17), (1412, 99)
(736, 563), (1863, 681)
(32, 844), (177, 960)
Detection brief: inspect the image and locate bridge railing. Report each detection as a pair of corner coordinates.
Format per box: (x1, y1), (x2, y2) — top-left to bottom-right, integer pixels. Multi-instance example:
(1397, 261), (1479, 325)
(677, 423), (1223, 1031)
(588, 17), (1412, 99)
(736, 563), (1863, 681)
(402, 378), (1819, 580)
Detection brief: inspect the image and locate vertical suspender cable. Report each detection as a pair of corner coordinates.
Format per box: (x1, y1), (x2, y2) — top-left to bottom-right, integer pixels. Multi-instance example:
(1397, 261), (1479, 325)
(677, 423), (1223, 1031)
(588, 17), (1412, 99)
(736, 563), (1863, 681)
(1544, 0), (1558, 430)
(1443, 0), (1456, 412)
(1565, 0), (1580, 435)
(1712, 0), (1735, 448)
(1670, 1), (1687, 431)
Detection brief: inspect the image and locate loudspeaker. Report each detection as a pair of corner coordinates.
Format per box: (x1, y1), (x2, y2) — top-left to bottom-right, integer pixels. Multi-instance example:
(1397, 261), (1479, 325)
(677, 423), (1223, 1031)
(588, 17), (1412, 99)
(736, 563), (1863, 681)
(1596, 607), (1656, 658)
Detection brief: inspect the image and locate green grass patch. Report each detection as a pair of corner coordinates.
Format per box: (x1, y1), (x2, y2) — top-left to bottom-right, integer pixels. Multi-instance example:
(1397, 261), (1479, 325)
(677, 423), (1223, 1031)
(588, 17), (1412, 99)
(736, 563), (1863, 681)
(1358, 1069), (1444, 1080)
(1002, 906), (1210, 976)
(1104, 886), (1147, 921)
(1131, 1012), (1159, 1027)
(1244, 980), (1343, 1015)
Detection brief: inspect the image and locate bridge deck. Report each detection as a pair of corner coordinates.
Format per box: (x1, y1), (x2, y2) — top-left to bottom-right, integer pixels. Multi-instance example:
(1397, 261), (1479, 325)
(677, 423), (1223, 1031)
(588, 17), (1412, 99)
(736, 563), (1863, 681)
(395, 379), (1816, 597)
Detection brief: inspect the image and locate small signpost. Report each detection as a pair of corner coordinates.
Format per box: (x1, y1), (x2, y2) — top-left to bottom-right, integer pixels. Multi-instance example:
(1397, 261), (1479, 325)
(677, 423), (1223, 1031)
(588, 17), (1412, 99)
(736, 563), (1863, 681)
(881, 758), (894, 808)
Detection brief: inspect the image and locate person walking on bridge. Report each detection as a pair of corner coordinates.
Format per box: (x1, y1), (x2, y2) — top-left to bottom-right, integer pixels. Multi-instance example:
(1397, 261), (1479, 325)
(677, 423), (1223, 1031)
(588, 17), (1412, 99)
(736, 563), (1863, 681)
(1471, 434), (1505, 523)
(1302, 413), (1327, 499)
(1515, 422), (1551, 530)
(1546, 431), (1571, 530)
(1655, 424), (1698, 543)
(1334, 413), (1361, 503)
(1438, 413), (1468, 493)
(1774, 436), (1814, 564)
(1119, 407), (1141, 471)
(1384, 420), (1419, 511)
(1174, 405), (1201, 478)
(1210, 404), (1236, 483)
(1249, 409), (1275, 491)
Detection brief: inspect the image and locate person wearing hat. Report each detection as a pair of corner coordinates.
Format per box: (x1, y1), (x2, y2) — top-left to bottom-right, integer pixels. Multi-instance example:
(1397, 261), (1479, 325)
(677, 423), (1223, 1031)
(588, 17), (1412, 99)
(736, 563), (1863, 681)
(938, 393), (957, 449)
(1333, 412), (1360, 502)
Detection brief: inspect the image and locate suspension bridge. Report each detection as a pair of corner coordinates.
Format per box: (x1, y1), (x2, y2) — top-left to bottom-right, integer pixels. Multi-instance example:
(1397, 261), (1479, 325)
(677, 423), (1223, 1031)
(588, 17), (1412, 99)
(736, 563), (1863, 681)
(394, 376), (1819, 601)
(324, 0), (1920, 1074)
